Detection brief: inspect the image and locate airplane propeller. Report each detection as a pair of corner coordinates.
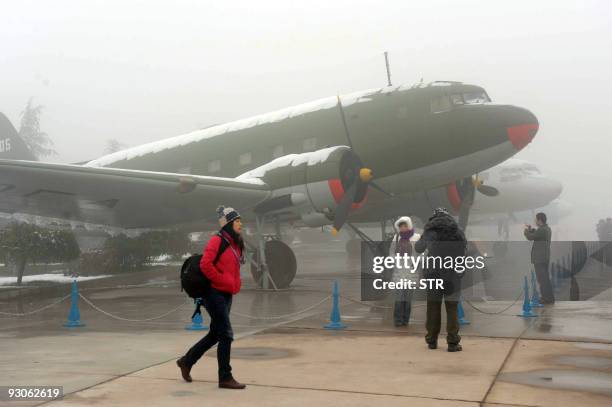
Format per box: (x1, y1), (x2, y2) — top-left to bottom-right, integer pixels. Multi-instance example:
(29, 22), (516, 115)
(336, 95), (394, 198)
(457, 174), (499, 231)
(330, 97), (394, 235)
(473, 175), (499, 197)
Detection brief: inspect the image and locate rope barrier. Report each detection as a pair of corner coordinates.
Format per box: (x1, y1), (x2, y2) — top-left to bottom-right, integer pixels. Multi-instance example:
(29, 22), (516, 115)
(0, 281), (520, 324)
(338, 294), (427, 309)
(339, 295), (392, 309)
(0, 295), (71, 317)
(231, 295), (332, 320)
(81, 280), (179, 291)
(464, 290), (524, 315)
(78, 293), (190, 322)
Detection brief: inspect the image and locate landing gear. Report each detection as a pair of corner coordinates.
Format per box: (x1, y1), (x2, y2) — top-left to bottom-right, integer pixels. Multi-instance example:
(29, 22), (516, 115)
(251, 239), (297, 289)
(345, 222), (392, 259)
(248, 215), (297, 289)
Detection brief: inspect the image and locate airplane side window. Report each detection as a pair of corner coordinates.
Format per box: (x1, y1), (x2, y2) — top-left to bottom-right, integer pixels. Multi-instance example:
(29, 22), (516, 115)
(272, 145), (284, 158)
(303, 137), (317, 152)
(450, 94), (464, 105)
(208, 159), (221, 173)
(239, 152), (252, 166)
(430, 95), (451, 113)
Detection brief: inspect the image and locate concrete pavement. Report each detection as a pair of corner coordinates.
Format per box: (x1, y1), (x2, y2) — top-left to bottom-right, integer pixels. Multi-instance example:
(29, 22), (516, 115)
(44, 329), (612, 407)
(1, 239), (612, 406)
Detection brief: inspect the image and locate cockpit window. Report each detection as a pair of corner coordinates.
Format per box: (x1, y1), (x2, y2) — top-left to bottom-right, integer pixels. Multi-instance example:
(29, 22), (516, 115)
(431, 90), (490, 113)
(523, 164), (541, 175)
(500, 164), (541, 182)
(500, 168), (521, 182)
(463, 91), (490, 104)
(430, 95), (451, 113)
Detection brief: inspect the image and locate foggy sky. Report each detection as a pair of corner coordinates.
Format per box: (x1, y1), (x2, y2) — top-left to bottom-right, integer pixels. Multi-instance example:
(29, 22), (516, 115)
(1, 0), (611, 238)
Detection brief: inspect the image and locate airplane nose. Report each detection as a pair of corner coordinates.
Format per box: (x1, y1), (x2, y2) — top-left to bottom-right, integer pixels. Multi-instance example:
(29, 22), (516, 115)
(507, 108), (539, 150)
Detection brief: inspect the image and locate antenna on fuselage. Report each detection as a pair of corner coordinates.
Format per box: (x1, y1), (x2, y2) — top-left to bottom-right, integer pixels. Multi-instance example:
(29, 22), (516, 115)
(384, 51), (392, 87)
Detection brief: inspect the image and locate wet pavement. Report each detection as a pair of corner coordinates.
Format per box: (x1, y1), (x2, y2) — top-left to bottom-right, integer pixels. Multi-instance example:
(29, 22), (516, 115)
(0, 237), (611, 406)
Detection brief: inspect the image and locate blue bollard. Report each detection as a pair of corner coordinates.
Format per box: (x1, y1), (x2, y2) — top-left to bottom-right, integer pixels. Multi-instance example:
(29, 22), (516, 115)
(64, 279), (85, 328)
(458, 297), (470, 325)
(517, 275), (537, 318)
(324, 280), (347, 330)
(185, 298), (208, 331)
(530, 270), (544, 308)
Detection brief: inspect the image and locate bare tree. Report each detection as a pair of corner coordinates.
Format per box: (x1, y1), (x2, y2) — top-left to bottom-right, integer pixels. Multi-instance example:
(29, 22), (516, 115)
(19, 98), (56, 159)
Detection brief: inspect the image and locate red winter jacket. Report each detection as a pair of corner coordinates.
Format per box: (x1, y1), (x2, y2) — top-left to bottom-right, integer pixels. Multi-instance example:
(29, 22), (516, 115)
(200, 231), (242, 295)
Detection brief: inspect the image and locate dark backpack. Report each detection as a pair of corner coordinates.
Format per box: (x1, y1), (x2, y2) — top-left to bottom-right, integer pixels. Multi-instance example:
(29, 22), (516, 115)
(179, 233), (230, 299)
(180, 254), (208, 299)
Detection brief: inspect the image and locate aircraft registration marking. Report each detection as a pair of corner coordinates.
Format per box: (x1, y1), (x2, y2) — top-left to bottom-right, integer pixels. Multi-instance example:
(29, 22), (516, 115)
(0, 139), (11, 153)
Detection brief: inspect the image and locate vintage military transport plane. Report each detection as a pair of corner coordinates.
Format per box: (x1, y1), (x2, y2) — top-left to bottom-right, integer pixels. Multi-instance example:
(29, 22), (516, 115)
(0, 81), (538, 287)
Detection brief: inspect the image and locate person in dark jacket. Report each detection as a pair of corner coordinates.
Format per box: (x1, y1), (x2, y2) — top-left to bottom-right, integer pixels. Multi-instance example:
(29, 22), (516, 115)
(415, 208), (467, 352)
(524, 212), (554, 304)
(177, 206), (246, 389)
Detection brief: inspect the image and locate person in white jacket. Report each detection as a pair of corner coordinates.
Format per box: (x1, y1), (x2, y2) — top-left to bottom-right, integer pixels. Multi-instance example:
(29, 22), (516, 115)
(389, 216), (421, 327)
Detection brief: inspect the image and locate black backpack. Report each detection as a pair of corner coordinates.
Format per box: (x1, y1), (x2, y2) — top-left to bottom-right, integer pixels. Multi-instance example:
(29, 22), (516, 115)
(180, 233), (230, 299)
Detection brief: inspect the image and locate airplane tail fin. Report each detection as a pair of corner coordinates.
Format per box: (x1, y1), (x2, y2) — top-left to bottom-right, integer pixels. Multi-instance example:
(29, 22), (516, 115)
(0, 112), (37, 161)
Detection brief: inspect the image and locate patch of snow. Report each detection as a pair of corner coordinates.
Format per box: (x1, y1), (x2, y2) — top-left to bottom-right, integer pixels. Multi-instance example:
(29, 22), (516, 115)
(0, 273), (111, 286)
(149, 254), (172, 262)
(85, 87), (394, 167)
(236, 146), (346, 180)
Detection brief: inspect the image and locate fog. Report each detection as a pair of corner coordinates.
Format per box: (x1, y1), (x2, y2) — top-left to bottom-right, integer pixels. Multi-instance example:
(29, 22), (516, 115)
(1, 0), (611, 238)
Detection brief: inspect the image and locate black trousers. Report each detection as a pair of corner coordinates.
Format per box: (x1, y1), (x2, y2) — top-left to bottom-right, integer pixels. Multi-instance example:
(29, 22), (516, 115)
(425, 288), (460, 346)
(183, 288), (234, 381)
(534, 262), (555, 303)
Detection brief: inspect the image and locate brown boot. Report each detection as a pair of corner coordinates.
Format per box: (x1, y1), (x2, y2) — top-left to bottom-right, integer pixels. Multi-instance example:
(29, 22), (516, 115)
(176, 358), (192, 382)
(219, 377), (246, 389)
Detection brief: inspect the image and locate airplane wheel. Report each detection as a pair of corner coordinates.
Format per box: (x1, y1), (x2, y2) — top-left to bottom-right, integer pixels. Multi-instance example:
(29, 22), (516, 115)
(251, 240), (297, 288)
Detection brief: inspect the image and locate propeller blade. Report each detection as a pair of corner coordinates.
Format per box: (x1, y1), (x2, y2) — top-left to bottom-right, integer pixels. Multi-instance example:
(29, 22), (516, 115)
(332, 182), (358, 234)
(476, 184), (499, 197)
(336, 95), (354, 150)
(458, 201), (470, 232)
(457, 176), (476, 232)
(369, 181), (394, 197)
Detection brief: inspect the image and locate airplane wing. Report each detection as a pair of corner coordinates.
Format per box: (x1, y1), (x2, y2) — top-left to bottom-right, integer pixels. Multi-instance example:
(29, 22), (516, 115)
(0, 159), (271, 229)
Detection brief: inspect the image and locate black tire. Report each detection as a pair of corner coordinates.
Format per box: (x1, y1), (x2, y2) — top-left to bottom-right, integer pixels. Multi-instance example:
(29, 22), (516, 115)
(251, 240), (297, 288)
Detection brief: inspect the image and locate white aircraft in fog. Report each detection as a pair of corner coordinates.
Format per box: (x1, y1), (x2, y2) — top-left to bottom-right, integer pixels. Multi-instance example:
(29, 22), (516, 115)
(469, 159), (563, 215)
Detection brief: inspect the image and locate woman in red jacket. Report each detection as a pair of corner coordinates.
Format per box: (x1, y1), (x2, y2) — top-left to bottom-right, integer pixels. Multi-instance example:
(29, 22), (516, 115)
(177, 206), (246, 389)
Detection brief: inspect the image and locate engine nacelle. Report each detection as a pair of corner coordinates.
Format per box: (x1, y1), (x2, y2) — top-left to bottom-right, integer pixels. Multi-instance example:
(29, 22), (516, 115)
(238, 146), (367, 224)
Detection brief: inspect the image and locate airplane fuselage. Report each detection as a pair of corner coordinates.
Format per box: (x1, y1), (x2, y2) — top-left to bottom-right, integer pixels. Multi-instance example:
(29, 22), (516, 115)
(85, 81), (539, 225)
